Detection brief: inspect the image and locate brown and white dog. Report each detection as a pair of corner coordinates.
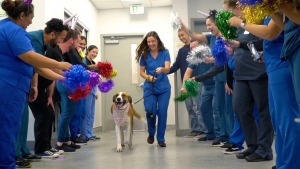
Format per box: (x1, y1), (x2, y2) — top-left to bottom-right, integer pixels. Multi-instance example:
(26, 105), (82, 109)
(111, 92), (146, 152)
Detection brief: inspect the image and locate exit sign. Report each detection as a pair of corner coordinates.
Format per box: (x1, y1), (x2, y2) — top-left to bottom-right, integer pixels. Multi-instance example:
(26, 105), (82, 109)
(130, 5), (144, 14)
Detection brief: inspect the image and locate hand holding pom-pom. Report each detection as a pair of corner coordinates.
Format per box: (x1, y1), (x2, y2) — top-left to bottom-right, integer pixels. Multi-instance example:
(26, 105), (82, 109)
(98, 79), (114, 93)
(186, 45), (212, 65)
(170, 12), (182, 29)
(97, 61), (113, 78)
(212, 37), (228, 66)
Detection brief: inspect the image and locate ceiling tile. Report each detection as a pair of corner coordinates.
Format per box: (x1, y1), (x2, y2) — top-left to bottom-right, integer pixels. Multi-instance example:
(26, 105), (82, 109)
(151, 0), (172, 7)
(92, 1), (124, 9)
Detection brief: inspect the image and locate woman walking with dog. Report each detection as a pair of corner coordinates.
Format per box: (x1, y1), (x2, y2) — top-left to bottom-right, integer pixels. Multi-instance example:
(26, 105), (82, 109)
(136, 31), (171, 147)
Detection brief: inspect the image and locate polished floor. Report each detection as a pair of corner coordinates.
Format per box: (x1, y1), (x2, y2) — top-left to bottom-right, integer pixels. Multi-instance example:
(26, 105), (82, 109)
(30, 130), (275, 169)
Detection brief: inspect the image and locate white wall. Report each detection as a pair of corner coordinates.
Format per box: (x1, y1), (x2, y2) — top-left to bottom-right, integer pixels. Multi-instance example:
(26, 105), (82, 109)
(97, 6), (176, 126)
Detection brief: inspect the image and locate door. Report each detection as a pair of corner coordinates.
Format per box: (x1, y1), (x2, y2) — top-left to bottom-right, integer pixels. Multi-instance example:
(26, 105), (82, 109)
(101, 35), (146, 132)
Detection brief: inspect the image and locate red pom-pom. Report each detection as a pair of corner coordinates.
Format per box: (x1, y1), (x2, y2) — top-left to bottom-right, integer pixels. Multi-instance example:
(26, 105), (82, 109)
(68, 84), (91, 101)
(97, 61), (113, 78)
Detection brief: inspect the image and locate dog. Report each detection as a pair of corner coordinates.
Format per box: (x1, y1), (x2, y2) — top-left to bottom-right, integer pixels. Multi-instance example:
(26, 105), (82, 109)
(111, 92), (146, 152)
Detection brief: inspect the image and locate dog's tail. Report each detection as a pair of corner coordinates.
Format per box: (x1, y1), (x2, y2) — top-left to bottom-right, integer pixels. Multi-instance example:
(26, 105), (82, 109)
(131, 104), (147, 124)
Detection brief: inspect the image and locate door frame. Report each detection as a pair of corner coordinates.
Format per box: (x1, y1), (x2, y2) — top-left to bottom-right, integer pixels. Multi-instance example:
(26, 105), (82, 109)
(190, 18), (206, 32)
(100, 33), (145, 132)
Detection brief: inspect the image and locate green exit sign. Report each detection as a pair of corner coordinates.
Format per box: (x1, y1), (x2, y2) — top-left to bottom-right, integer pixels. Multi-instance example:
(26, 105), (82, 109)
(130, 5), (144, 14)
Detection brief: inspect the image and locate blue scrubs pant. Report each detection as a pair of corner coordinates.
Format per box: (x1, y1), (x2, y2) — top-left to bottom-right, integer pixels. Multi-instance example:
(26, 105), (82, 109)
(288, 50), (300, 108)
(230, 105), (259, 150)
(268, 67), (300, 169)
(81, 93), (96, 139)
(215, 80), (234, 141)
(184, 84), (207, 133)
(15, 104), (31, 158)
(56, 82), (77, 142)
(0, 80), (27, 169)
(144, 89), (170, 142)
(70, 98), (86, 139)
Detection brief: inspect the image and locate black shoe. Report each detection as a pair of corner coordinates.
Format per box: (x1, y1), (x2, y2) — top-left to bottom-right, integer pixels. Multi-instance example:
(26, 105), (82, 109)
(245, 153), (273, 162)
(71, 136), (88, 145)
(49, 147), (64, 155)
(147, 136), (154, 144)
(224, 144), (243, 154)
(220, 141), (231, 150)
(55, 144), (76, 152)
(67, 142), (81, 149)
(157, 142), (166, 147)
(272, 166), (276, 169)
(15, 158), (32, 168)
(35, 151), (59, 158)
(22, 154), (41, 162)
(236, 151), (252, 159)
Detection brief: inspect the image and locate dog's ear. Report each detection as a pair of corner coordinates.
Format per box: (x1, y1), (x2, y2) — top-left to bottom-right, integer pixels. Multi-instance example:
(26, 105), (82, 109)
(128, 95), (132, 104)
(113, 94), (117, 102)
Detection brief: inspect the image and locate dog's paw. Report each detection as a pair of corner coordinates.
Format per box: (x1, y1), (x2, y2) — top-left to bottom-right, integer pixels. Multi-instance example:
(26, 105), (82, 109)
(128, 143), (132, 147)
(116, 146), (123, 152)
(121, 144), (125, 147)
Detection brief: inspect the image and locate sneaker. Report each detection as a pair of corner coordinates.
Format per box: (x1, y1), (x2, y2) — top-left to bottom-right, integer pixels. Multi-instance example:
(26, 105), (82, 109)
(35, 151), (59, 158)
(71, 136), (88, 145)
(22, 154), (41, 162)
(67, 142), (81, 149)
(193, 133), (206, 140)
(15, 158), (32, 168)
(55, 144), (76, 152)
(49, 148), (64, 155)
(184, 131), (198, 138)
(157, 142), (167, 147)
(91, 136), (101, 140)
(224, 144), (243, 154)
(220, 141), (231, 150)
(212, 138), (224, 147)
(198, 136), (215, 142)
(147, 136), (154, 144)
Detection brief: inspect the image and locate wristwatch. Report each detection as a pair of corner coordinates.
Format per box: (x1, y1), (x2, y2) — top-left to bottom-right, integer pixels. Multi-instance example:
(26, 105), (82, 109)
(241, 20), (246, 29)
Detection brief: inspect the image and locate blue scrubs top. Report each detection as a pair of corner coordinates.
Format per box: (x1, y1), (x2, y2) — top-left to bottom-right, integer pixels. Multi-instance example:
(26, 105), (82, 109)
(206, 34), (226, 82)
(28, 30), (48, 55)
(188, 63), (215, 88)
(140, 50), (171, 95)
(263, 17), (289, 74)
(0, 18), (35, 93)
(281, 17), (300, 59)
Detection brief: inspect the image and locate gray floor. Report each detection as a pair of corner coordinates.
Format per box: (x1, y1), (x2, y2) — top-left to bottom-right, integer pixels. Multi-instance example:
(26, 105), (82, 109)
(30, 130), (275, 169)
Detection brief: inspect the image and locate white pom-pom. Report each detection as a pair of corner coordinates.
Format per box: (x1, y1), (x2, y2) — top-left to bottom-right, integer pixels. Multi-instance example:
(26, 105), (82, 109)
(170, 12), (181, 29)
(186, 45), (212, 65)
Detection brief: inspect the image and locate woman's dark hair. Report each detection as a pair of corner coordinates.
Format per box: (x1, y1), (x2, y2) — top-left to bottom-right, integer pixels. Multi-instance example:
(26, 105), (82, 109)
(85, 45), (98, 56)
(206, 9), (218, 23)
(135, 31), (166, 62)
(1, 0), (34, 19)
(44, 18), (69, 35)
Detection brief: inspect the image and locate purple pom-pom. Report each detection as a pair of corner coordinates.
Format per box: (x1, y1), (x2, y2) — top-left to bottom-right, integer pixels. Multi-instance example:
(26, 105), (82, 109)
(238, 0), (263, 6)
(24, 0), (33, 6)
(89, 72), (101, 88)
(61, 65), (90, 92)
(98, 79), (114, 93)
(212, 37), (228, 66)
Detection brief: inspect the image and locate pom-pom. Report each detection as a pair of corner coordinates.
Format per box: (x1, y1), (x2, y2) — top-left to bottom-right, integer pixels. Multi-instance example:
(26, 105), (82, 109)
(216, 10), (238, 41)
(183, 79), (201, 97)
(89, 71), (101, 88)
(109, 70), (118, 79)
(61, 65), (90, 92)
(239, 0), (281, 23)
(212, 37), (228, 66)
(238, 0), (264, 6)
(98, 79), (114, 93)
(186, 45), (212, 65)
(170, 12), (182, 29)
(174, 93), (190, 101)
(97, 61), (113, 78)
(68, 84), (91, 101)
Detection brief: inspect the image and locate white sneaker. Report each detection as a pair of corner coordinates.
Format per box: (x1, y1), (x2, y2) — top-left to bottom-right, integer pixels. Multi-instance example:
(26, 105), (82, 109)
(35, 151), (59, 158)
(50, 148), (64, 155)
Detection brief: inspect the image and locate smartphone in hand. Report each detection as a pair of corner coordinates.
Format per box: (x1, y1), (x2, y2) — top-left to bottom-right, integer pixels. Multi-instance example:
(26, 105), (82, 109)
(247, 42), (260, 61)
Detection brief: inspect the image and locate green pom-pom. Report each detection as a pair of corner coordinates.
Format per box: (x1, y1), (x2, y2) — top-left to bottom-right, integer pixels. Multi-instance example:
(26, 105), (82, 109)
(216, 10), (238, 41)
(174, 93), (190, 101)
(184, 79), (201, 97)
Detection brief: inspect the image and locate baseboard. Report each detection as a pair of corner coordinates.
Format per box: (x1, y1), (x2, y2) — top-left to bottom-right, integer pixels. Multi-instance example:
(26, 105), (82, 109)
(176, 129), (192, 137)
(166, 125), (176, 130)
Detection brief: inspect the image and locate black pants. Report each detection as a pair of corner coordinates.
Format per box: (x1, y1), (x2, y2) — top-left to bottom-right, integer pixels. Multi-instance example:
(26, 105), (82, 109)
(28, 88), (54, 153)
(233, 78), (274, 158)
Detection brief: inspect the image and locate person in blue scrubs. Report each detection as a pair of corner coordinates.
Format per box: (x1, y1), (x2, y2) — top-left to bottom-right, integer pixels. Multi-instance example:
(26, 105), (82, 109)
(228, 3), (300, 167)
(0, 1), (71, 168)
(181, 10), (231, 146)
(81, 45), (101, 141)
(136, 31), (171, 147)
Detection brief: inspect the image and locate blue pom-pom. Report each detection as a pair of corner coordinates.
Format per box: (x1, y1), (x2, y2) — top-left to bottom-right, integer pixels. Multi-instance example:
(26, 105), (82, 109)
(61, 65), (91, 92)
(212, 37), (228, 66)
(238, 0), (263, 6)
